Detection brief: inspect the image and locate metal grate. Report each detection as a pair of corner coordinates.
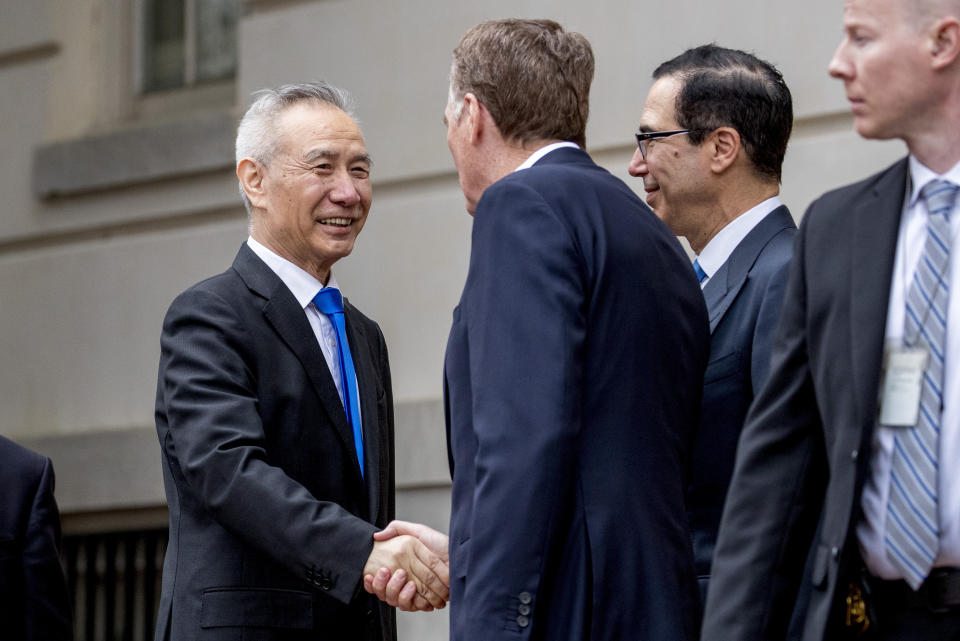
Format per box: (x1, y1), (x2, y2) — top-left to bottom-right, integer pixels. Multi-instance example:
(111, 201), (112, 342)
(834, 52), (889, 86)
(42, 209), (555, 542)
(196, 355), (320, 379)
(62, 529), (168, 641)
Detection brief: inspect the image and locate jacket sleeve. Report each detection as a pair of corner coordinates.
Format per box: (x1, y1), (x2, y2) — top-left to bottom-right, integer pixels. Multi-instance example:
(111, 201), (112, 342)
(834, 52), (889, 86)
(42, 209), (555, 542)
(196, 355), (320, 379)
(750, 253), (793, 395)
(460, 181), (585, 639)
(23, 458), (73, 641)
(158, 286), (377, 604)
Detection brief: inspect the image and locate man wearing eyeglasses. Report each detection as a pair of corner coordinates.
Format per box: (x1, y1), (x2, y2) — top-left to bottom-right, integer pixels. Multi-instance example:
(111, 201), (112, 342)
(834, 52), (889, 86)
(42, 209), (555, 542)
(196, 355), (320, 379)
(628, 44), (797, 618)
(703, 0), (960, 639)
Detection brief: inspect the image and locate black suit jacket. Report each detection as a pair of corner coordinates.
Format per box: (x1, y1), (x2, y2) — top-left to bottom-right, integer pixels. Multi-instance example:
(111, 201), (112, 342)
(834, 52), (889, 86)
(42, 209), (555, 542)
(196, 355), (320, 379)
(0, 435), (72, 640)
(444, 147), (709, 641)
(702, 159), (910, 641)
(689, 205), (796, 599)
(154, 243), (396, 641)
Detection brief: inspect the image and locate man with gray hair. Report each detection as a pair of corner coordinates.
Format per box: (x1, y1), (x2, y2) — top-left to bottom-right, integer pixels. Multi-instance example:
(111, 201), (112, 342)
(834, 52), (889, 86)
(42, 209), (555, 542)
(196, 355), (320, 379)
(154, 81), (448, 641)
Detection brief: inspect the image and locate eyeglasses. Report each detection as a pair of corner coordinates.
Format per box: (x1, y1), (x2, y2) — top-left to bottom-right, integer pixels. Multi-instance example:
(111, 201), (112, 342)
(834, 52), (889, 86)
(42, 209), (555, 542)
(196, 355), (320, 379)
(634, 129), (692, 159)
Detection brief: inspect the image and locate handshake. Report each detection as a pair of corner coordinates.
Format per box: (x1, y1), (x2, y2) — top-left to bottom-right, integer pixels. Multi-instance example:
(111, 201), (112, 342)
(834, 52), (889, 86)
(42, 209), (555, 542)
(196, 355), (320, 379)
(362, 520), (451, 612)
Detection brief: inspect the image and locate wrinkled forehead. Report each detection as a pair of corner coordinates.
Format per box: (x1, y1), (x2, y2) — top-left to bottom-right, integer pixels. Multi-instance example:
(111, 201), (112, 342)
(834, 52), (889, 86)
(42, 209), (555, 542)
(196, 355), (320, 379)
(275, 101), (367, 156)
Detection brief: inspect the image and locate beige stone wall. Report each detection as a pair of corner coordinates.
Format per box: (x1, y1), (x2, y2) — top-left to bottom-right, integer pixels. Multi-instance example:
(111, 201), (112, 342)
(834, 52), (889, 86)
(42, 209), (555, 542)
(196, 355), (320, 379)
(0, 1), (910, 638)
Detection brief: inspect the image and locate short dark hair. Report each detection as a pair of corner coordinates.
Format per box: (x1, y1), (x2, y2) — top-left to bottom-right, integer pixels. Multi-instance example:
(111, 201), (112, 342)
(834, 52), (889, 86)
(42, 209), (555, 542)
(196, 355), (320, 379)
(451, 19), (594, 148)
(653, 44), (793, 181)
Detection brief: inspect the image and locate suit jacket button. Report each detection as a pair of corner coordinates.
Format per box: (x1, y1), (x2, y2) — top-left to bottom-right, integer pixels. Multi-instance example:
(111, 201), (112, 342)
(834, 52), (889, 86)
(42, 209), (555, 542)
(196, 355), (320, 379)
(518, 591), (532, 604)
(851, 449), (858, 460)
(319, 578), (333, 590)
(831, 546), (839, 559)
(517, 615), (529, 627)
(518, 604), (530, 616)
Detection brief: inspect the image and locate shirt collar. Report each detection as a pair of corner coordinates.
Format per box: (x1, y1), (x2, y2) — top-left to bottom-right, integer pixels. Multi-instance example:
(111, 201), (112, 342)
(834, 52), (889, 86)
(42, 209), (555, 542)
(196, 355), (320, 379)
(695, 196), (783, 279)
(907, 155), (960, 207)
(246, 236), (340, 309)
(514, 141), (580, 172)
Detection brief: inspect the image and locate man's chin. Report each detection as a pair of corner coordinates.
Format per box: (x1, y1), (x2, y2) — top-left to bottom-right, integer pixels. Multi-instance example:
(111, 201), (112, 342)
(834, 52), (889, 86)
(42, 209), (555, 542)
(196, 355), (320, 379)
(314, 238), (357, 261)
(852, 117), (890, 141)
(646, 196), (666, 220)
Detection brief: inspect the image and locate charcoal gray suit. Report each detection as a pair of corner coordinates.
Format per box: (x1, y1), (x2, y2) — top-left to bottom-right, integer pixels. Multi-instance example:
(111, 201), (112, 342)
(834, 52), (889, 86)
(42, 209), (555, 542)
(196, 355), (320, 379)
(702, 159), (915, 640)
(155, 243), (396, 641)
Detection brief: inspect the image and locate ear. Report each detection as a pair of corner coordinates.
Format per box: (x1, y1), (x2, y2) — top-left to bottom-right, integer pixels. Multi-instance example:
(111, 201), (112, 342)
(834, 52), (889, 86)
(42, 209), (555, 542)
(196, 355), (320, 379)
(237, 158), (268, 210)
(930, 18), (960, 70)
(461, 93), (486, 144)
(708, 127), (741, 174)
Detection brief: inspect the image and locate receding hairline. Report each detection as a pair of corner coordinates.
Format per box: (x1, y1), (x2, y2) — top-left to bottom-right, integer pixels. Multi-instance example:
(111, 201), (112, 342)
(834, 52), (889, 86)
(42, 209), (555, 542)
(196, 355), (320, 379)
(891, 0), (960, 29)
(256, 99), (366, 162)
(637, 74), (684, 131)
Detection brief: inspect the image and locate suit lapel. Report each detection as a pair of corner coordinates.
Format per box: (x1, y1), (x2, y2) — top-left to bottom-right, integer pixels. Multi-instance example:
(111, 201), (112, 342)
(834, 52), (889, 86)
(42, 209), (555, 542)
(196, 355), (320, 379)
(344, 301), (381, 523)
(702, 260), (733, 331)
(232, 244), (363, 486)
(849, 159), (908, 432)
(702, 205), (796, 333)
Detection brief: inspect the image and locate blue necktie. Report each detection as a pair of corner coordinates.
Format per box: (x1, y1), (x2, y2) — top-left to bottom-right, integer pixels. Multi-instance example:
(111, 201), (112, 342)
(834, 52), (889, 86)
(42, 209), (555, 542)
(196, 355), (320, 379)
(886, 179), (958, 588)
(693, 259), (708, 285)
(313, 287), (364, 478)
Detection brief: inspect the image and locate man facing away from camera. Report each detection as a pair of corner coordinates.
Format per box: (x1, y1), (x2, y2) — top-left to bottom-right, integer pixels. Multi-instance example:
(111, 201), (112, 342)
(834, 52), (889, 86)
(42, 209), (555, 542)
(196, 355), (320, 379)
(428, 18), (707, 641)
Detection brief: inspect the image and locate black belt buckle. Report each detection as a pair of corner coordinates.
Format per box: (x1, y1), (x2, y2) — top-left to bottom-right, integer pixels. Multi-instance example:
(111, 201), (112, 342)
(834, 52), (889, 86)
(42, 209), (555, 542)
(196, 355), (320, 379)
(919, 568), (960, 613)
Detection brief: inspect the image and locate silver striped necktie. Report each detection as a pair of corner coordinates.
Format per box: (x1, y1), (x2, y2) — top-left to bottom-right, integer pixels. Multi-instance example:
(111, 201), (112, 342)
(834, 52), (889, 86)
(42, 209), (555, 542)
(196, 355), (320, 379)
(885, 178), (958, 589)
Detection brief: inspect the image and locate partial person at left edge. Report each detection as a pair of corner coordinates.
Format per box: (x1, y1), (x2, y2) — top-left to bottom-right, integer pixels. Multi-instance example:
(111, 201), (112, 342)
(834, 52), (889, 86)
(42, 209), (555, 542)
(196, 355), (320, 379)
(0, 434), (73, 641)
(154, 82), (449, 641)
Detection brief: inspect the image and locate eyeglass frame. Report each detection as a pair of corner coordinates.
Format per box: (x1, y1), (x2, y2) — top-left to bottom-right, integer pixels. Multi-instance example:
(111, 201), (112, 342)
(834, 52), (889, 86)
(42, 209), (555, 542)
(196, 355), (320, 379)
(634, 129), (696, 159)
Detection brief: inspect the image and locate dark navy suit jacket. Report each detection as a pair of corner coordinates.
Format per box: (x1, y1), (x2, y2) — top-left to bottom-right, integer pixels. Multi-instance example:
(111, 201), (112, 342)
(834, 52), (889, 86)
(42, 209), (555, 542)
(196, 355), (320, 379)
(688, 205), (796, 603)
(444, 147), (710, 641)
(0, 435), (72, 640)
(155, 244), (396, 641)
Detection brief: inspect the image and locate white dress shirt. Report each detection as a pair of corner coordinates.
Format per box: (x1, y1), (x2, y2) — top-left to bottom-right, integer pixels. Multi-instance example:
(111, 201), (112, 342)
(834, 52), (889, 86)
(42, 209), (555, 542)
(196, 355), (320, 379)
(246, 237), (356, 412)
(514, 141), (580, 172)
(694, 196), (785, 289)
(858, 157), (960, 578)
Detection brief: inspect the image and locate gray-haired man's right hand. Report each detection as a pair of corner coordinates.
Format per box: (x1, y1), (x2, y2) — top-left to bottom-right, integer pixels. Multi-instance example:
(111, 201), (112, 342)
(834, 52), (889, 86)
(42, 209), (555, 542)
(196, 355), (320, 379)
(363, 521), (450, 611)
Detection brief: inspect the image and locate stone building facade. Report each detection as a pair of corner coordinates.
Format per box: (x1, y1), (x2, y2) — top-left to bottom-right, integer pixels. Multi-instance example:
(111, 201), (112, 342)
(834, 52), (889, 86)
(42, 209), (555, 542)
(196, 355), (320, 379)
(0, 1), (904, 639)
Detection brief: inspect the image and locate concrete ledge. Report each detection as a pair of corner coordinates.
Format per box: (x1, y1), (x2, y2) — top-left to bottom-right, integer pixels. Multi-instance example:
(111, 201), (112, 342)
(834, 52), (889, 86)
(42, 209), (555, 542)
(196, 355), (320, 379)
(394, 398), (451, 488)
(11, 398), (451, 515)
(33, 109), (236, 199)
(246, 0), (318, 12)
(18, 427), (166, 513)
(0, 1), (53, 62)
(0, 42), (59, 68)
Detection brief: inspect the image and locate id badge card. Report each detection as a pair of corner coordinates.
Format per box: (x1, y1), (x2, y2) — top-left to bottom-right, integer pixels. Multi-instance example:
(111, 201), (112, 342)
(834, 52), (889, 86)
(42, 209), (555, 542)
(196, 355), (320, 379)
(878, 346), (929, 427)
